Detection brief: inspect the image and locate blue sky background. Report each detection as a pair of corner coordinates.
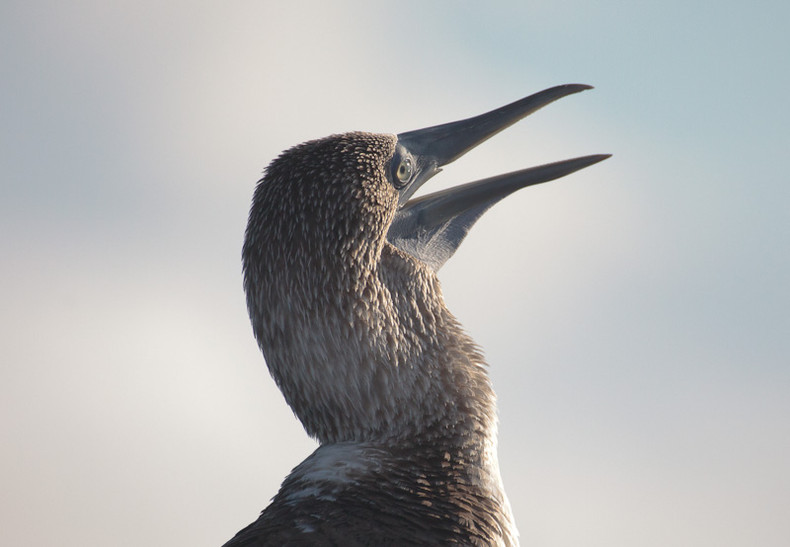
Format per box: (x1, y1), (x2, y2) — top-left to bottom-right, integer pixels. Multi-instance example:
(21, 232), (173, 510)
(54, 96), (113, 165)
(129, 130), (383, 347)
(2, 1), (788, 545)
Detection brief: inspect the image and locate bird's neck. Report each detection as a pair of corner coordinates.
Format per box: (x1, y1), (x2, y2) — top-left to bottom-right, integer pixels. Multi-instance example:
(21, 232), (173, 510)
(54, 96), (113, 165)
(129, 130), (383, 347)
(245, 240), (498, 454)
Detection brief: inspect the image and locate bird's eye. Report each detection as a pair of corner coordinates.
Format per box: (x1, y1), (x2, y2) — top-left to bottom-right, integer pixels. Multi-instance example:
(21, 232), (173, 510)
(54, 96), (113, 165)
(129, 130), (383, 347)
(395, 157), (414, 186)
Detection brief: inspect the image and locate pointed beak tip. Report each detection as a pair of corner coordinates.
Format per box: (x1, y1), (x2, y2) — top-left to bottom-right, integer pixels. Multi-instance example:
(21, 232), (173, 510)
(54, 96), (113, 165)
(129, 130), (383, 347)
(579, 153), (613, 170)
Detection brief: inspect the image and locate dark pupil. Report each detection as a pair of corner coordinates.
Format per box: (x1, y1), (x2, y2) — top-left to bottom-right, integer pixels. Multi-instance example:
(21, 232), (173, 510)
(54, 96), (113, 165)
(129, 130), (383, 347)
(398, 160), (410, 181)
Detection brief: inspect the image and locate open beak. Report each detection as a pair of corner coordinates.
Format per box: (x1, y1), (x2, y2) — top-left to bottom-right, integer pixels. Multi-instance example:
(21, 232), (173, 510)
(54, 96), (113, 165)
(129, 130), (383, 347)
(386, 84), (610, 271)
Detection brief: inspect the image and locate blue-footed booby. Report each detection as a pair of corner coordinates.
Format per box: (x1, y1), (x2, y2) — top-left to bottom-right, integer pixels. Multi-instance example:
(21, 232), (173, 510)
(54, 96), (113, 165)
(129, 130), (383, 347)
(225, 84), (609, 546)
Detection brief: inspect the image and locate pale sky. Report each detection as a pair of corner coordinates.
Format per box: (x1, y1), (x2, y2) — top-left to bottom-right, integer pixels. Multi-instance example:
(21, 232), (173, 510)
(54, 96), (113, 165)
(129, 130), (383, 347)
(2, 1), (789, 546)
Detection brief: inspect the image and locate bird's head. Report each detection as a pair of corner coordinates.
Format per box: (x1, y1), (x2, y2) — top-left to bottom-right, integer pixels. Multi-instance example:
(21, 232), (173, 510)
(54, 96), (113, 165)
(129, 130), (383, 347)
(244, 132), (400, 278)
(242, 85), (609, 444)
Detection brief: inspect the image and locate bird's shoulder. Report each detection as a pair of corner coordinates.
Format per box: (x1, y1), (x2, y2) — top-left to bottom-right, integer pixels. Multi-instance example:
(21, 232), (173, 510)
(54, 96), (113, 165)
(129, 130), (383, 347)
(222, 442), (514, 546)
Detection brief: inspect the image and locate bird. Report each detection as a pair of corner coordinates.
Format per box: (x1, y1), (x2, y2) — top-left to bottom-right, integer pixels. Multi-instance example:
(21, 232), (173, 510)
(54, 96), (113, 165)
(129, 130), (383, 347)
(224, 84), (610, 546)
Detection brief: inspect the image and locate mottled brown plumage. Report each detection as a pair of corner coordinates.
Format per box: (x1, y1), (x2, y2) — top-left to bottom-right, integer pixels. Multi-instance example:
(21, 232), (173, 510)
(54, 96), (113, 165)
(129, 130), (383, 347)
(225, 86), (608, 546)
(235, 132), (512, 545)
(237, 133), (512, 545)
